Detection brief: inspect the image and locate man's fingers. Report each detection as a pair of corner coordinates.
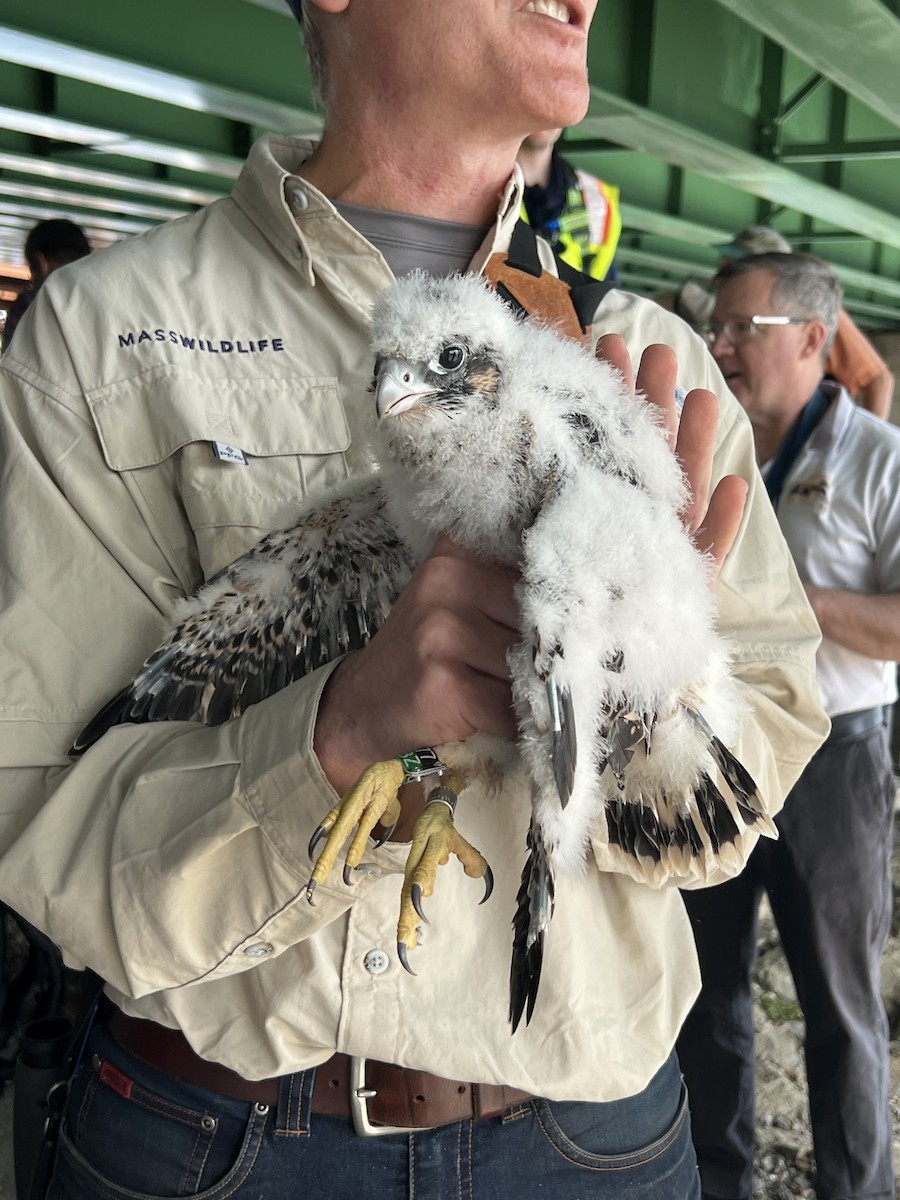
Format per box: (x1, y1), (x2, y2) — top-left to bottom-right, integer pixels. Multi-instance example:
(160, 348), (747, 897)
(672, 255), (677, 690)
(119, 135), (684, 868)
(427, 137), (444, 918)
(693, 475), (748, 582)
(420, 537), (520, 632)
(676, 389), (718, 532)
(635, 344), (678, 449)
(594, 334), (634, 391)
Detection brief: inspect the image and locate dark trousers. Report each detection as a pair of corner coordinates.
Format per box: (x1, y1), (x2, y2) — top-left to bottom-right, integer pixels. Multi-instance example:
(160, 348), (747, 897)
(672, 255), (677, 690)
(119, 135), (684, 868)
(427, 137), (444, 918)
(677, 718), (896, 1200)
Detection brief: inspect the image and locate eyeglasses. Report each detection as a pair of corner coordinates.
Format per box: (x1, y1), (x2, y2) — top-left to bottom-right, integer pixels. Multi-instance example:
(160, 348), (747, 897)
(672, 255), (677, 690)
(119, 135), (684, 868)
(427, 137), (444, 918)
(702, 315), (812, 348)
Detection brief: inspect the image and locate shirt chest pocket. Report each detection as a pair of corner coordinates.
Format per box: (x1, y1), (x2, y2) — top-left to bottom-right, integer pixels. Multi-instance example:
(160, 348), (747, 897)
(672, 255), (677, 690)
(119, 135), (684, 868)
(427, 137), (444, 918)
(88, 368), (352, 583)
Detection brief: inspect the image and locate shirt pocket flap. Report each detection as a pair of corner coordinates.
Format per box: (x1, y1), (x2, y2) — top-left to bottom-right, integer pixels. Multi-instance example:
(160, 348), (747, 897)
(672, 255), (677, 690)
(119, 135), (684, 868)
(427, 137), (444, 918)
(86, 368), (351, 471)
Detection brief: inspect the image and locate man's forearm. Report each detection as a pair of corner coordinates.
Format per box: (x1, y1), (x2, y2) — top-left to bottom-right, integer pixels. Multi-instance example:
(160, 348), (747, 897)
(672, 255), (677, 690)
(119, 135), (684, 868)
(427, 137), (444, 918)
(858, 370), (895, 421)
(805, 585), (900, 660)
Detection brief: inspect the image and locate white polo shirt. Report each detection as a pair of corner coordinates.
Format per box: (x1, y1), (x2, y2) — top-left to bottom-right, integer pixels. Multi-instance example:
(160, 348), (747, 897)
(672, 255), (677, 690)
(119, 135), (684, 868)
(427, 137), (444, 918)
(769, 381), (900, 717)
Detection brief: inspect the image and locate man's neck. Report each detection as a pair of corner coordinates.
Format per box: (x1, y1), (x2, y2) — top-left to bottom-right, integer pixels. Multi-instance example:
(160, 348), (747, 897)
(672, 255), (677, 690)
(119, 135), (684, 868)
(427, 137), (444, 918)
(517, 144), (554, 189)
(754, 382), (826, 465)
(299, 117), (522, 226)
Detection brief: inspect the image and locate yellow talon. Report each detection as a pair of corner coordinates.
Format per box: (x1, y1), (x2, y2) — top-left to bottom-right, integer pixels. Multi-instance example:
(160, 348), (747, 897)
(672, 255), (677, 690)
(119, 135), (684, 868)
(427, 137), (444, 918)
(396, 785), (493, 972)
(306, 759), (405, 902)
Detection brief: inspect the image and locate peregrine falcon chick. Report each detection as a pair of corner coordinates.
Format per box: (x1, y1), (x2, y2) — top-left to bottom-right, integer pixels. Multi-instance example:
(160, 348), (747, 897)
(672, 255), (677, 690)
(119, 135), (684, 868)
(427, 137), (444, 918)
(72, 272), (773, 1030)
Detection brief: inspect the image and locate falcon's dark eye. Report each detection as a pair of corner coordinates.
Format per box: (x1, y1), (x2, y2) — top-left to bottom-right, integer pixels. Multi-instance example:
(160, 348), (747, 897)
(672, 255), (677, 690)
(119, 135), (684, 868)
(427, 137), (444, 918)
(432, 343), (467, 374)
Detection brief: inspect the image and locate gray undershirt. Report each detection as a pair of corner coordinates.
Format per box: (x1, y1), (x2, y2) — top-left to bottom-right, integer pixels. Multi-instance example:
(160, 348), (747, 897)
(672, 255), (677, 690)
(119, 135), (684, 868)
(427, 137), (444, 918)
(335, 201), (490, 278)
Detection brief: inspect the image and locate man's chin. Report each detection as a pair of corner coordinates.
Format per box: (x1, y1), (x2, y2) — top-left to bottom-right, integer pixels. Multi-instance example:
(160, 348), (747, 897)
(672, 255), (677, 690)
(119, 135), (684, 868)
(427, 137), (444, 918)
(722, 373), (745, 400)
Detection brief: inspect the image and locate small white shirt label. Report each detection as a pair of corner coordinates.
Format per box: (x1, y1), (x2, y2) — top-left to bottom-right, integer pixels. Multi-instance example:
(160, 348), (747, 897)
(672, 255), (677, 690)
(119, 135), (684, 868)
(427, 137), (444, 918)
(212, 441), (248, 466)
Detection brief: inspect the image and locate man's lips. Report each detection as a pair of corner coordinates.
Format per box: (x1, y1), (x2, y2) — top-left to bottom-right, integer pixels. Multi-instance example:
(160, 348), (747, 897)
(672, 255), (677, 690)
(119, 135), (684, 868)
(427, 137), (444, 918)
(523, 0), (581, 29)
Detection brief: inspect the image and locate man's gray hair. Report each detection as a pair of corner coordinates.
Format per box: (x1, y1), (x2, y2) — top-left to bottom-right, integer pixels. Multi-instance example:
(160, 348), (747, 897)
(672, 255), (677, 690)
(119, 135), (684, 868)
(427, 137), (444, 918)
(714, 252), (843, 355)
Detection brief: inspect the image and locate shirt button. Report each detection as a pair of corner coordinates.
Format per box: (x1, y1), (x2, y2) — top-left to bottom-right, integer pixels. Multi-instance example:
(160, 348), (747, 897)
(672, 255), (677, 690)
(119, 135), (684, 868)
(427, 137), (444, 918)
(363, 949), (390, 976)
(244, 942), (274, 958)
(290, 186), (309, 212)
(354, 863), (382, 878)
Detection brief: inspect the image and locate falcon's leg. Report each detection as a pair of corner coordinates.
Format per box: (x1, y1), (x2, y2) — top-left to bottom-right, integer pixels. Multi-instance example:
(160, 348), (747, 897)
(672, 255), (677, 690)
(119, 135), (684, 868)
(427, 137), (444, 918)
(304, 753), (493, 961)
(305, 758), (406, 903)
(396, 773), (493, 975)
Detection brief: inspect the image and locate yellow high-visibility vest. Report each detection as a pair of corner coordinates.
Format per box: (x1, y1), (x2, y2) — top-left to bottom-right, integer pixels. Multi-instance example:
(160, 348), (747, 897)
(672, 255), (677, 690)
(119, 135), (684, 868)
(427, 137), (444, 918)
(522, 165), (621, 281)
(556, 170), (622, 281)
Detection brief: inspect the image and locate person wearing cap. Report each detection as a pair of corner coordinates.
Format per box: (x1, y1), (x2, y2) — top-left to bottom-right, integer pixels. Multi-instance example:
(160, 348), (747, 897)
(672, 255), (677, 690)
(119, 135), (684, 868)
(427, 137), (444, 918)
(677, 251), (900, 1200)
(716, 226), (895, 421)
(517, 127), (621, 281)
(0, 2), (827, 1196)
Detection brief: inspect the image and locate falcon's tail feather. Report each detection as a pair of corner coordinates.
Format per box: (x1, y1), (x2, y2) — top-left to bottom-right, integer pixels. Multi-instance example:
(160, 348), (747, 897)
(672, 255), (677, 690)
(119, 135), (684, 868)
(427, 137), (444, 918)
(509, 820), (556, 1032)
(603, 702), (773, 884)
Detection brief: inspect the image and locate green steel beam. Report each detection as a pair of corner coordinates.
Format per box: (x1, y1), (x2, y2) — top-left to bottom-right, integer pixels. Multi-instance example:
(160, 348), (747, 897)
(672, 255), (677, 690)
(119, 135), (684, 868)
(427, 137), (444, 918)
(0, 25), (321, 133)
(0, 179), (189, 223)
(780, 140), (900, 163)
(0, 105), (243, 178)
(0, 197), (152, 238)
(581, 88), (900, 250)
(618, 207), (900, 302)
(708, 0), (900, 128)
(0, 152), (224, 206)
(615, 240), (900, 305)
(618, 203), (729, 247)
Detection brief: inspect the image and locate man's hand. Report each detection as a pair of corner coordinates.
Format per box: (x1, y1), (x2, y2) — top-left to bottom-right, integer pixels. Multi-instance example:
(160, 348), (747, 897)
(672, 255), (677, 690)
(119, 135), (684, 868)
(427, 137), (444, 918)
(314, 536), (519, 796)
(596, 336), (748, 583)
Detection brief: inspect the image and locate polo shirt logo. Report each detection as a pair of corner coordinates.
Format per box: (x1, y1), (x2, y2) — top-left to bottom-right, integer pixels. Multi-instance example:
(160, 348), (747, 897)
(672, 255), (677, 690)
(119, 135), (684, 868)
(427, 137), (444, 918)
(788, 474), (830, 511)
(117, 329), (285, 354)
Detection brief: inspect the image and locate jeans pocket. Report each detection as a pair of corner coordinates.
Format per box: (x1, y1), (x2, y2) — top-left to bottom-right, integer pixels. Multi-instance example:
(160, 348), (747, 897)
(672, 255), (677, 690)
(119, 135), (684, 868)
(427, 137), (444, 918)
(53, 1027), (267, 1199)
(533, 1082), (692, 1174)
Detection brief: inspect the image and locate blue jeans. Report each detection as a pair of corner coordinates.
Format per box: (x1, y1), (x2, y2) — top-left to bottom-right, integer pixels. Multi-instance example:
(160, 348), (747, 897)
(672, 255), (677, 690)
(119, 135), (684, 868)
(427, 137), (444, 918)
(49, 1023), (700, 1198)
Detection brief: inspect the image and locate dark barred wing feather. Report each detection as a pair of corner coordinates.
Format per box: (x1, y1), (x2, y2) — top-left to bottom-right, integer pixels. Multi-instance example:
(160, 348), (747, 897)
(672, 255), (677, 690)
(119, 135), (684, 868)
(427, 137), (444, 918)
(71, 480), (416, 756)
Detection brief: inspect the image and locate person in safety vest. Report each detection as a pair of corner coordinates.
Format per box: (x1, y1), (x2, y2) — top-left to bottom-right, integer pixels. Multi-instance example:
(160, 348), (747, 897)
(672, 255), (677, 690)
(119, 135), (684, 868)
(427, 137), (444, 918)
(518, 128), (621, 282)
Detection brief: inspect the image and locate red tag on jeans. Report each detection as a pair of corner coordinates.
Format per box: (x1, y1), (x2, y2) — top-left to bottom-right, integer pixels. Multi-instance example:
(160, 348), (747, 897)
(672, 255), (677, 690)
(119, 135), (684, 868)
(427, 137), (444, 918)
(100, 1060), (134, 1099)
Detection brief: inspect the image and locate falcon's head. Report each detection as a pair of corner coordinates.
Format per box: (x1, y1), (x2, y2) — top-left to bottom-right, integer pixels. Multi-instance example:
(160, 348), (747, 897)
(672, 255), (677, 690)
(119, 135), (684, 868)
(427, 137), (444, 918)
(369, 272), (537, 560)
(371, 272), (511, 433)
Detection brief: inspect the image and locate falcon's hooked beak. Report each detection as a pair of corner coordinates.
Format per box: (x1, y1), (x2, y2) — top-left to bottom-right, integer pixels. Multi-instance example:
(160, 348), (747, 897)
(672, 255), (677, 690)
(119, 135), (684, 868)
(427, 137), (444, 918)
(375, 358), (438, 419)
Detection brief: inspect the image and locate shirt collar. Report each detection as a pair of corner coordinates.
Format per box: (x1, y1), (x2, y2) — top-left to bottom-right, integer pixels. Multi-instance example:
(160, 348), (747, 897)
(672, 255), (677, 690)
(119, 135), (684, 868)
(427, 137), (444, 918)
(232, 134), (526, 281)
(806, 377), (855, 457)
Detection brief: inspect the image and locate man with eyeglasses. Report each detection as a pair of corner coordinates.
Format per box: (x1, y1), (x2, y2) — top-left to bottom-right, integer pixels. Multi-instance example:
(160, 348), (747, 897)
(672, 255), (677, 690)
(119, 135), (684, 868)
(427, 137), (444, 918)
(678, 251), (900, 1200)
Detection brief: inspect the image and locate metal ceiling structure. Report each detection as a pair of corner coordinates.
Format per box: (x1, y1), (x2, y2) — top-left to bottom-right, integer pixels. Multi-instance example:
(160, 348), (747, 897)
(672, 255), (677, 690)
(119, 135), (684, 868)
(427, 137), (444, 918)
(0, 0), (898, 329)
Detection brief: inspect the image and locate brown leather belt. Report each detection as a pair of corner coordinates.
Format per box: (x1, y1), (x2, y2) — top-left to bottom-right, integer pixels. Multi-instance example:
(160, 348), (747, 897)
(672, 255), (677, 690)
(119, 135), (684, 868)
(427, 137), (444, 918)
(106, 1007), (532, 1132)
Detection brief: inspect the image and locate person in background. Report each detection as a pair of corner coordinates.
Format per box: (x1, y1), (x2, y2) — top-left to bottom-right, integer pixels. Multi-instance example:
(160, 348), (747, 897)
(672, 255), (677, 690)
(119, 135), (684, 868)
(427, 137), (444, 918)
(1, 218), (91, 352)
(716, 226), (895, 420)
(518, 127), (621, 281)
(678, 251), (900, 1200)
(0, 0), (826, 1195)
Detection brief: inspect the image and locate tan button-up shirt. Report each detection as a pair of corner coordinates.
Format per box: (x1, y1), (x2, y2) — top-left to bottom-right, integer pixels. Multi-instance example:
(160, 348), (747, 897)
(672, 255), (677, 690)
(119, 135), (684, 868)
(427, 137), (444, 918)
(0, 136), (828, 1102)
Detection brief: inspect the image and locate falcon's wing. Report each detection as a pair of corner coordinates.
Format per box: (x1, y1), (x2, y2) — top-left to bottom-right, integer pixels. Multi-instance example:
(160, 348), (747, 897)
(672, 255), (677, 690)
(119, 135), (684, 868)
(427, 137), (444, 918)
(71, 479), (417, 756)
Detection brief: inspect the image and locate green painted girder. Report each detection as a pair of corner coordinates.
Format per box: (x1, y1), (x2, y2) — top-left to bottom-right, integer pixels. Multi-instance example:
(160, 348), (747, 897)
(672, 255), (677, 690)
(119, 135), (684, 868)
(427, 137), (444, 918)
(0, 179), (189, 223)
(0, 196), (153, 238)
(581, 89), (900, 251)
(616, 243), (900, 313)
(708, 0), (900, 129)
(0, 105), (243, 179)
(0, 152), (224, 207)
(780, 140), (900, 163)
(618, 207), (900, 303)
(619, 202), (729, 247)
(0, 25), (321, 134)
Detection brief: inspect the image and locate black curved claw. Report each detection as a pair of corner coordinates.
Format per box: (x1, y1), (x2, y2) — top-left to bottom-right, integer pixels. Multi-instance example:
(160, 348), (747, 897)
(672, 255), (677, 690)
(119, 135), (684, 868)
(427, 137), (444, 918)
(305, 879), (317, 906)
(480, 863), (494, 905)
(397, 941), (417, 976)
(372, 821), (397, 848)
(307, 824), (327, 861)
(342, 863), (356, 887)
(410, 883), (430, 925)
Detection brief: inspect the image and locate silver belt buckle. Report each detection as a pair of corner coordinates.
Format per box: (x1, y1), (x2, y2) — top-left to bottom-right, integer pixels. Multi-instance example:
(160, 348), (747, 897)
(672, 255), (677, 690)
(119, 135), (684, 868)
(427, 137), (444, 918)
(349, 1056), (425, 1137)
